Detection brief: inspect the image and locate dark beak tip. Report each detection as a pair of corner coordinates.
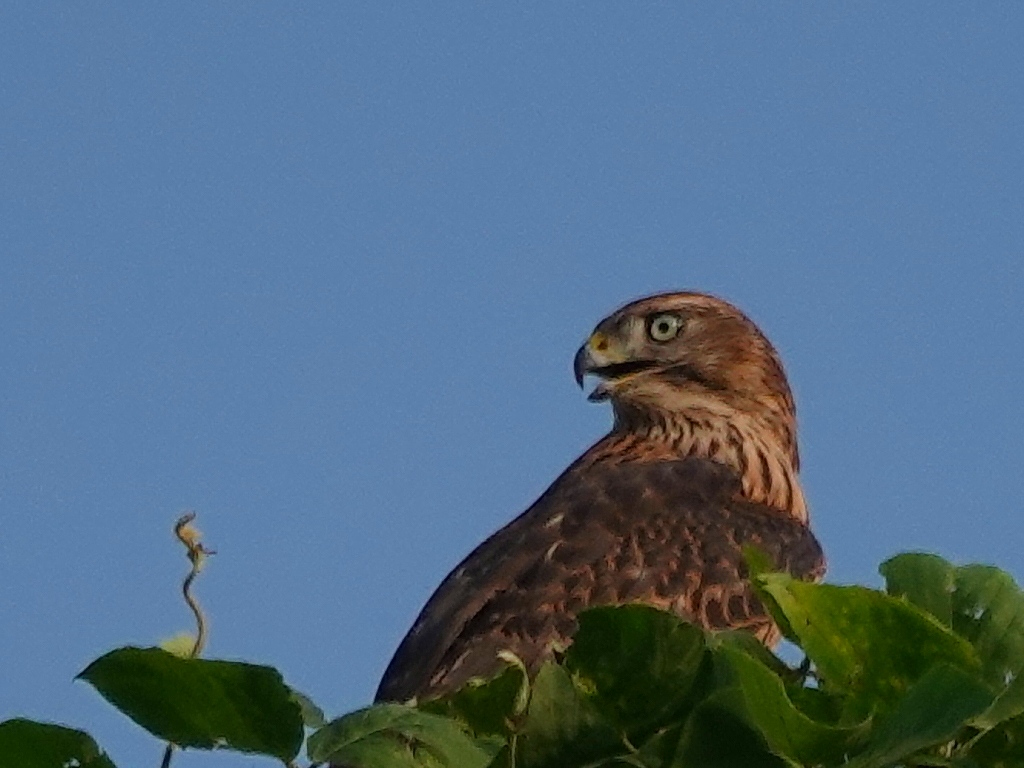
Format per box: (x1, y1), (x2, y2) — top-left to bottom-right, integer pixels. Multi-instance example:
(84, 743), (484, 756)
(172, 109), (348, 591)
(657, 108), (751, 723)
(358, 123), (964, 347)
(573, 345), (588, 389)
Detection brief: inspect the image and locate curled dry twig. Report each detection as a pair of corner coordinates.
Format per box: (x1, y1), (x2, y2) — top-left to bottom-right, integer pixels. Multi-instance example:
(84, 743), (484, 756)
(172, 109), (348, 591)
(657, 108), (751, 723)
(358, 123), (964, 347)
(161, 512), (216, 768)
(174, 512), (216, 658)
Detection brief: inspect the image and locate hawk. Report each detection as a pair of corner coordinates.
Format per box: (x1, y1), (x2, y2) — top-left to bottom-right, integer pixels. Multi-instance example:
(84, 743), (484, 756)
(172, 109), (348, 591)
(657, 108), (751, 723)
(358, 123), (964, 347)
(376, 291), (825, 703)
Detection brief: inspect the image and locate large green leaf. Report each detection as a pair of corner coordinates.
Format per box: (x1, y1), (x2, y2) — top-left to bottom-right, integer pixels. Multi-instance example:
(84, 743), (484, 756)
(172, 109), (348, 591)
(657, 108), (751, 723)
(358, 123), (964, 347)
(844, 664), (993, 768)
(563, 605), (709, 737)
(884, 554), (1024, 732)
(307, 704), (498, 768)
(884, 555), (1024, 691)
(756, 574), (979, 718)
(713, 641), (869, 765)
(881, 552), (956, 627)
(0, 719), (116, 768)
(672, 695), (793, 768)
(78, 646), (303, 762)
(516, 662), (623, 768)
(952, 565), (1024, 689)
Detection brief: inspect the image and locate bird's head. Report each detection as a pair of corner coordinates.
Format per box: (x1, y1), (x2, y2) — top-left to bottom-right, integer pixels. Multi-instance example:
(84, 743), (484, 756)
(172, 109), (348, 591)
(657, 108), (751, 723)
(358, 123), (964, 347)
(574, 292), (797, 446)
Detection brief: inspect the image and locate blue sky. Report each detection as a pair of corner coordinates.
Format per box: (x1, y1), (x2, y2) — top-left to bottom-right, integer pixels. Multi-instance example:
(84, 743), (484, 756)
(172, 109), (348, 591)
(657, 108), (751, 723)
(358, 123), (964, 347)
(2, 4), (1022, 766)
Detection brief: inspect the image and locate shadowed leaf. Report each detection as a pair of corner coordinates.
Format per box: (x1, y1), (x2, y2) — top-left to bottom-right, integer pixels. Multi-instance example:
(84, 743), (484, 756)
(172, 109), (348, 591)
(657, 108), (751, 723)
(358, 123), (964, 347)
(0, 719), (116, 768)
(78, 647), (303, 761)
(420, 661), (528, 739)
(564, 605), (709, 737)
(517, 662), (622, 768)
(713, 640), (869, 765)
(969, 712), (1024, 767)
(673, 695), (793, 768)
(632, 726), (683, 768)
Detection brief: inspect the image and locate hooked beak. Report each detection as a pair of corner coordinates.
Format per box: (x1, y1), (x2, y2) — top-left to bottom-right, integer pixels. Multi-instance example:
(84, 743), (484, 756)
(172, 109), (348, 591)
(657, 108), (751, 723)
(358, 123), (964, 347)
(573, 343), (592, 390)
(573, 332), (621, 402)
(574, 331), (660, 402)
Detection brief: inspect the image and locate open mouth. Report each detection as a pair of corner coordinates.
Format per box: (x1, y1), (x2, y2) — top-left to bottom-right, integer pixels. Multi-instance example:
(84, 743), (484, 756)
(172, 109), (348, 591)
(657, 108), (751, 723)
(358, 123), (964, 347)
(589, 360), (659, 380)
(583, 360), (659, 401)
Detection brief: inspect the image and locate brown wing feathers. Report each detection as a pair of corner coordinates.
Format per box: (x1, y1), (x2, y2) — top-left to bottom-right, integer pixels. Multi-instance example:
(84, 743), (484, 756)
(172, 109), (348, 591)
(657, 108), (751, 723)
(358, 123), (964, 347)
(376, 456), (823, 702)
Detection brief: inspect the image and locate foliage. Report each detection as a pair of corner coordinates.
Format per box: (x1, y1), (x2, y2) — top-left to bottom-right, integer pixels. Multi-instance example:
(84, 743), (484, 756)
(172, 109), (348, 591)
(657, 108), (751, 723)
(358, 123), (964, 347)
(6, 552), (1024, 767)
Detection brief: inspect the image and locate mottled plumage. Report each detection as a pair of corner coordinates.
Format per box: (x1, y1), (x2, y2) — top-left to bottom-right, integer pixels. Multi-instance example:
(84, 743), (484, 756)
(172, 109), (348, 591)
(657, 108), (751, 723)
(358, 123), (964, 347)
(376, 291), (825, 703)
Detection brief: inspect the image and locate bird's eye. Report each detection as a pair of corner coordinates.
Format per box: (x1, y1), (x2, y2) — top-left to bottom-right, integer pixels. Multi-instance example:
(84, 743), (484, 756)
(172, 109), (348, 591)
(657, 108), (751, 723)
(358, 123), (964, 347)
(648, 313), (682, 342)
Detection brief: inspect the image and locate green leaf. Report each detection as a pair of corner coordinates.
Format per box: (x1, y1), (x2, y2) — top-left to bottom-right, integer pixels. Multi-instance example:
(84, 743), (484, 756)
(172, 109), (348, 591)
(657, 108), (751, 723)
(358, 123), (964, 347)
(968, 711), (1024, 767)
(884, 555), (1024, 727)
(633, 726), (683, 768)
(78, 646), (303, 762)
(308, 703), (497, 768)
(516, 662), (622, 768)
(881, 552), (956, 627)
(742, 544), (777, 579)
(975, 672), (1024, 730)
(672, 695), (794, 768)
(290, 687), (328, 729)
(952, 565), (1024, 689)
(420, 661), (528, 738)
(484, 745), (512, 768)
(563, 605), (709, 736)
(844, 664), (994, 768)
(756, 574), (980, 718)
(0, 719), (116, 768)
(713, 640), (869, 765)
(714, 630), (804, 685)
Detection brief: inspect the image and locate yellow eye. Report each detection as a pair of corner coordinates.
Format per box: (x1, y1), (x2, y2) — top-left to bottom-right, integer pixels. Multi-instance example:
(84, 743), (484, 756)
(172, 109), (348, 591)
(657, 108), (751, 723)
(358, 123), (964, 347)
(648, 313), (682, 342)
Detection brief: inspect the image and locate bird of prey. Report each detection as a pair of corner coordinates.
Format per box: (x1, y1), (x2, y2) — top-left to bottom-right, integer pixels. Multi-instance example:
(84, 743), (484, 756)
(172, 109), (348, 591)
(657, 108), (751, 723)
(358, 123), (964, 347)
(376, 291), (825, 703)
